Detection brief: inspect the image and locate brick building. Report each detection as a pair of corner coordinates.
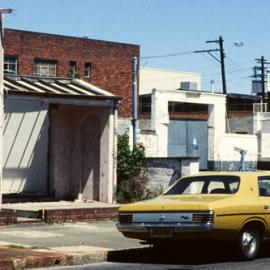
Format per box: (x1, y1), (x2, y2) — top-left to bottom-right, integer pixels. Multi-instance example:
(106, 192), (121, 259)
(3, 28), (140, 117)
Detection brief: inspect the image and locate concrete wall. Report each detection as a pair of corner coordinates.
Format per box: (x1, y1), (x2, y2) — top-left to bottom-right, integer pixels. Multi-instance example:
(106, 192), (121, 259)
(50, 104), (115, 203)
(3, 93), (117, 203)
(140, 67), (202, 95)
(145, 158), (199, 190)
(3, 97), (49, 195)
(117, 118), (131, 135)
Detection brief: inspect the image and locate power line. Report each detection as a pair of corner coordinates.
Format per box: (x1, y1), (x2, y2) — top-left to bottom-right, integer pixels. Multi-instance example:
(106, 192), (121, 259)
(141, 50), (194, 59)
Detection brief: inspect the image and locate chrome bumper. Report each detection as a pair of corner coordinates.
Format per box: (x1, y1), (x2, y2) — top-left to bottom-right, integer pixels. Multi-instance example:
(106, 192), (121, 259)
(116, 222), (213, 234)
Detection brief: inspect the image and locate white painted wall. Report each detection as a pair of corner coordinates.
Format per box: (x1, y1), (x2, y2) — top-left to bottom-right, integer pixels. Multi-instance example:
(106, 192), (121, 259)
(253, 112), (270, 160)
(137, 132), (158, 157)
(140, 67), (202, 95)
(3, 97), (49, 195)
(138, 88), (258, 169)
(218, 134), (257, 163)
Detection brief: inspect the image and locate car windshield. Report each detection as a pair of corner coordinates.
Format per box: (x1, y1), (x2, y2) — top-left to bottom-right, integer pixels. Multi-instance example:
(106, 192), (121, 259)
(164, 175), (240, 195)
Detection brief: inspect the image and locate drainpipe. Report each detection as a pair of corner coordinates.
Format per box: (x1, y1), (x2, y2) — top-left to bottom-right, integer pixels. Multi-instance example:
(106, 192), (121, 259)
(132, 57), (138, 147)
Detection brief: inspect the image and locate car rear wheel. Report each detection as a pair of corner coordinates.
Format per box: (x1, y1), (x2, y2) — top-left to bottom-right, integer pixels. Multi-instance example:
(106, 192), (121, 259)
(236, 227), (260, 260)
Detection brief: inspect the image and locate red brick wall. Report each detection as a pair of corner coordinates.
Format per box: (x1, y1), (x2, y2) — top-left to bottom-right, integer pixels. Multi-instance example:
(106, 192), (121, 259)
(3, 29), (140, 117)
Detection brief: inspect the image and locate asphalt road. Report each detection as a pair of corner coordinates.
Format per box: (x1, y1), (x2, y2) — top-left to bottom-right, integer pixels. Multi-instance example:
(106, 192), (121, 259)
(34, 258), (270, 270)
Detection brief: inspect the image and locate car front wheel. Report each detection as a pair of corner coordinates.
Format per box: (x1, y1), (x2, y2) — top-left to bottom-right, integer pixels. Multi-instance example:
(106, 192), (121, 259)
(236, 228), (260, 260)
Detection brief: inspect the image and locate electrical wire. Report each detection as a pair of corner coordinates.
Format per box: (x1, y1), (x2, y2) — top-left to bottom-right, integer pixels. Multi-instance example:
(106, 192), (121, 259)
(141, 50), (195, 59)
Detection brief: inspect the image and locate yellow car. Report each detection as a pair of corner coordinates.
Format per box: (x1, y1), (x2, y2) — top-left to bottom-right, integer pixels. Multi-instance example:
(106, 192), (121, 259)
(117, 172), (270, 260)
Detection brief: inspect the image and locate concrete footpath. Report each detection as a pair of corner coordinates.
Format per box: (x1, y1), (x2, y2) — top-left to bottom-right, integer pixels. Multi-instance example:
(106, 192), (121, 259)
(0, 221), (141, 270)
(0, 244), (110, 270)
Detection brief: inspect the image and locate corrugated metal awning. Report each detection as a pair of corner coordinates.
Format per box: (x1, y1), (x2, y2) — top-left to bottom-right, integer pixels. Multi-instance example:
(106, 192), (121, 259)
(4, 75), (121, 100)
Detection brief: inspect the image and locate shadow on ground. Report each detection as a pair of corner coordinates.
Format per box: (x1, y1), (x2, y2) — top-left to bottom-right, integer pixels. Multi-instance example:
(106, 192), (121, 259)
(108, 242), (270, 266)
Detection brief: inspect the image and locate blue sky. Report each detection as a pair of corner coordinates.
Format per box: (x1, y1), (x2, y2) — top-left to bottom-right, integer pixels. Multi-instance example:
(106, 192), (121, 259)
(2, 0), (270, 94)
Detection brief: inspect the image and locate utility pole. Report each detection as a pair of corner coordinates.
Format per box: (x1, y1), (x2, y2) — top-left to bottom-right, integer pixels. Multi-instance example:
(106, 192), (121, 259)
(254, 56), (270, 104)
(219, 36), (227, 95)
(194, 36), (227, 94)
(0, 8), (13, 204)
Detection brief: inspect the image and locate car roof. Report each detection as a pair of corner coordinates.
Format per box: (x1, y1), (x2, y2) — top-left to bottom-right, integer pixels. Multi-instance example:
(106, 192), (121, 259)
(184, 171), (270, 178)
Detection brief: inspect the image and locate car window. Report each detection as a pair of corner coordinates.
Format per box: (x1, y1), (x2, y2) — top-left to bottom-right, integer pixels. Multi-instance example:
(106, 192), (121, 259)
(258, 177), (270, 197)
(207, 181), (225, 194)
(183, 181), (204, 194)
(165, 175), (240, 195)
(229, 181), (239, 193)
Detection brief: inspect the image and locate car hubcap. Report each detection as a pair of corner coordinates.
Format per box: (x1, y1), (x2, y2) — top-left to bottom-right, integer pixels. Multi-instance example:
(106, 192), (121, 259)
(242, 231), (256, 256)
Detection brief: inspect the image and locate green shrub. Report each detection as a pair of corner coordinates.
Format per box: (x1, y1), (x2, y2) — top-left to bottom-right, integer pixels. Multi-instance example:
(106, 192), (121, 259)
(116, 133), (147, 203)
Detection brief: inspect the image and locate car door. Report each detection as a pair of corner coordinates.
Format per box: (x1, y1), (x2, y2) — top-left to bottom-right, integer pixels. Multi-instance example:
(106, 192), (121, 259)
(258, 176), (270, 237)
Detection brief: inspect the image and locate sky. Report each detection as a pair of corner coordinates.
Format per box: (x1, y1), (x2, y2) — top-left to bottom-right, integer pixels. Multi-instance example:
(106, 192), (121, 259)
(2, 0), (270, 95)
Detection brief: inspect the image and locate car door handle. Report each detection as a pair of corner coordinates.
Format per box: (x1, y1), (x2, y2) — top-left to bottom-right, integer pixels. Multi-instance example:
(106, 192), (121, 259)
(264, 205), (269, 210)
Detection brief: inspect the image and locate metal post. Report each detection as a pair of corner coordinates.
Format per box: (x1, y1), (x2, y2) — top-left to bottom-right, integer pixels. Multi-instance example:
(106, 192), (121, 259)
(239, 150), (246, 171)
(132, 57), (137, 147)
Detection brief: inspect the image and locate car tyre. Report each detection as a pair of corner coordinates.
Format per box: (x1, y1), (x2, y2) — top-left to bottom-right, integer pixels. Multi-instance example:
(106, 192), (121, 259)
(236, 227), (260, 260)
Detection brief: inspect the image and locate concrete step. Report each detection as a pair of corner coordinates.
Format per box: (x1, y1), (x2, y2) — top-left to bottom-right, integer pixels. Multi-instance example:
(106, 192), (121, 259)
(1, 201), (119, 225)
(16, 216), (44, 224)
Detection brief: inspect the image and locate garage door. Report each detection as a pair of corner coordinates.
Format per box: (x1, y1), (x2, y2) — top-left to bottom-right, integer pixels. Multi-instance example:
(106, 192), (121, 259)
(168, 120), (208, 170)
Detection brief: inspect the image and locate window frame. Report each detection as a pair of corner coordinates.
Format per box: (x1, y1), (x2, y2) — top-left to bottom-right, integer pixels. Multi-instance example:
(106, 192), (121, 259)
(84, 62), (91, 78)
(258, 176), (270, 197)
(164, 175), (240, 195)
(34, 59), (57, 77)
(4, 56), (18, 75)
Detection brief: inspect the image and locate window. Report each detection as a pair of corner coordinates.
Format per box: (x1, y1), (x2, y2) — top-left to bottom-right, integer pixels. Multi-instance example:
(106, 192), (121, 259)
(168, 102), (208, 113)
(84, 62), (91, 78)
(68, 61), (77, 77)
(4, 56), (17, 75)
(165, 175), (240, 195)
(69, 61), (76, 72)
(34, 59), (57, 77)
(180, 81), (198, 90)
(139, 95), (151, 113)
(258, 177), (270, 197)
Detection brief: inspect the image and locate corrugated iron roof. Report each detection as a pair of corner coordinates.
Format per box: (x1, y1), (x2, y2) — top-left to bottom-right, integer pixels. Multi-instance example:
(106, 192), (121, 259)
(4, 75), (120, 100)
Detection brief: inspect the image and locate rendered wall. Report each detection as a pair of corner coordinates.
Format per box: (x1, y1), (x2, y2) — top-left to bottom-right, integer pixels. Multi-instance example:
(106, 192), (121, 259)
(50, 104), (115, 203)
(208, 134), (257, 171)
(140, 67), (202, 95)
(138, 89), (258, 171)
(3, 97), (49, 195)
(254, 112), (270, 161)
